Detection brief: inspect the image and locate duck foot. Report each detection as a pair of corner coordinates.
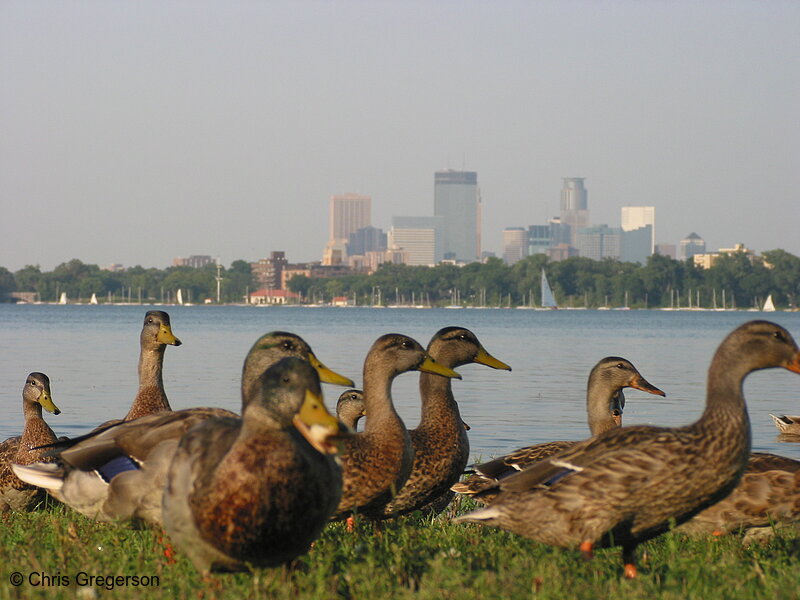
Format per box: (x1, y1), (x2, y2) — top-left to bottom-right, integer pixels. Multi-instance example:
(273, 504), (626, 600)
(622, 546), (638, 579)
(345, 516), (355, 533)
(579, 540), (594, 561)
(623, 564), (638, 579)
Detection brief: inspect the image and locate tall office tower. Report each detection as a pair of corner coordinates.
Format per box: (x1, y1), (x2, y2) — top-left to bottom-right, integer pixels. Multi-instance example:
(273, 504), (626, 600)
(576, 225), (621, 261)
(389, 216), (443, 266)
(502, 227), (529, 265)
(348, 226), (387, 256)
(621, 206), (655, 253)
(434, 170), (481, 262)
(680, 232), (706, 260)
(560, 178), (589, 247)
(329, 193), (372, 244)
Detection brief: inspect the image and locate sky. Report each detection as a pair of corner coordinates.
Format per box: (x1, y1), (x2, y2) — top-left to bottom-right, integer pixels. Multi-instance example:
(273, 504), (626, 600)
(1, 1), (799, 272)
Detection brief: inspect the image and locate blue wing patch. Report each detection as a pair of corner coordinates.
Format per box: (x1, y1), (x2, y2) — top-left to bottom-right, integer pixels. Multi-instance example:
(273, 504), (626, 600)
(95, 455), (139, 483)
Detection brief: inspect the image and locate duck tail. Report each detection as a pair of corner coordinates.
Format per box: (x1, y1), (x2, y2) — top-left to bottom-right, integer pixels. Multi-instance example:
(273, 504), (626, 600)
(11, 463), (65, 492)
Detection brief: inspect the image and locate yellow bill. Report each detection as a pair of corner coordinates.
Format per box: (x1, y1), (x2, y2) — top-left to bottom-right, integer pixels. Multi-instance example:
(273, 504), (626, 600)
(308, 352), (355, 387)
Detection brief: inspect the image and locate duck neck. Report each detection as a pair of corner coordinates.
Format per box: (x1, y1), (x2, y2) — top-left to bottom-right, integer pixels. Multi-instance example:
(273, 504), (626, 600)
(417, 372), (461, 433)
(136, 344), (171, 411)
(585, 381), (620, 436)
(18, 397), (55, 456)
(362, 359), (403, 434)
(694, 346), (752, 463)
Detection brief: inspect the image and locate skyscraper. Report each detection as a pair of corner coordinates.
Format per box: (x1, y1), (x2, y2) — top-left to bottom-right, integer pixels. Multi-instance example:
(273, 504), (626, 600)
(621, 206), (655, 253)
(329, 193), (371, 244)
(389, 216), (444, 266)
(502, 227), (528, 265)
(680, 232), (706, 260)
(560, 178), (589, 247)
(434, 170), (481, 262)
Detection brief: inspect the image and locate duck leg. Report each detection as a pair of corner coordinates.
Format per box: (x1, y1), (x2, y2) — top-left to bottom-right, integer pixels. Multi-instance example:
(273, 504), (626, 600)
(622, 545), (638, 579)
(579, 540), (594, 560)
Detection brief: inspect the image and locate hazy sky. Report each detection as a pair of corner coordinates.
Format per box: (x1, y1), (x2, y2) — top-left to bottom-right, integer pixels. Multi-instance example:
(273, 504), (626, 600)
(2, 1), (798, 272)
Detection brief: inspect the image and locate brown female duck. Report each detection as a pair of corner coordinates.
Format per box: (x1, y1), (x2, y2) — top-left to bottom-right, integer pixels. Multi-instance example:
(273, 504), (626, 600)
(454, 320), (800, 579)
(13, 332), (353, 524)
(677, 451), (800, 542)
(122, 310), (182, 421)
(0, 373), (60, 510)
(769, 413), (800, 435)
(333, 333), (460, 520)
(452, 357), (663, 502)
(162, 357), (342, 573)
(379, 327), (510, 517)
(337, 389), (366, 431)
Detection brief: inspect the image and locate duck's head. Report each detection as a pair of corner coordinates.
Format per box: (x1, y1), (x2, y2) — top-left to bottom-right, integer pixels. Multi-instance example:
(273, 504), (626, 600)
(246, 357), (341, 454)
(24, 372), (60, 415)
(721, 320), (800, 375)
(336, 389), (366, 430)
(241, 332), (354, 406)
(142, 310), (182, 348)
(428, 327), (512, 371)
(369, 334), (462, 380)
(587, 357), (664, 432)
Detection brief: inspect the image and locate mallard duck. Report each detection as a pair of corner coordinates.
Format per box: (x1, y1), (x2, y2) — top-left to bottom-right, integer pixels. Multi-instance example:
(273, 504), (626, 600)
(337, 390), (366, 431)
(98, 310), (180, 426)
(379, 327), (511, 518)
(0, 373), (60, 511)
(454, 320), (800, 579)
(677, 451), (800, 542)
(769, 413), (800, 435)
(452, 357), (664, 502)
(333, 333), (461, 520)
(13, 332), (353, 524)
(162, 357), (343, 573)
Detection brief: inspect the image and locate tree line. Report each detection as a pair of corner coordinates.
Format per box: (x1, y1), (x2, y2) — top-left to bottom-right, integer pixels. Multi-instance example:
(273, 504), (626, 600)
(1, 249), (798, 309)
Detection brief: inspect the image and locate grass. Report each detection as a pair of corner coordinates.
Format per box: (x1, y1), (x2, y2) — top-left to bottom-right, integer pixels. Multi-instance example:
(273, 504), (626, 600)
(0, 498), (798, 600)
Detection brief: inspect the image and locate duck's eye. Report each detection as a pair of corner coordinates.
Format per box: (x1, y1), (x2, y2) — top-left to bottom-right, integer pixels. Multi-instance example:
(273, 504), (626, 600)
(401, 340), (411, 349)
(281, 376), (290, 384)
(616, 363), (625, 369)
(282, 341), (294, 350)
(773, 331), (786, 342)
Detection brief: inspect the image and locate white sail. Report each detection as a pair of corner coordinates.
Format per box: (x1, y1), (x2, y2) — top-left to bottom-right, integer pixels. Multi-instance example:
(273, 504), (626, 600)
(176, 289), (184, 305)
(540, 269), (557, 309)
(762, 294), (775, 312)
(58, 292), (67, 305)
(89, 293), (98, 305)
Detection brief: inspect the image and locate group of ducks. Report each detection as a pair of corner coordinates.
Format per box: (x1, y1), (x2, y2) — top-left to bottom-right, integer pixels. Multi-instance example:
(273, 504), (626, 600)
(1, 311), (799, 579)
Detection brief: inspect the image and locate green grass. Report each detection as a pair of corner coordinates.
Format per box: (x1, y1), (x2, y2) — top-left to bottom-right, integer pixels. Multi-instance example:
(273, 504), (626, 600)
(1, 499), (798, 600)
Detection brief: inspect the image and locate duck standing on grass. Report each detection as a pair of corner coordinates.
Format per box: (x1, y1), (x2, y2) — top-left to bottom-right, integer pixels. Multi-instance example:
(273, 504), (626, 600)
(163, 357), (344, 573)
(454, 320), (800, 579)
(0, 373), (61, 511)
(333, 333), (461, 521)
(379, 327), (511, 517)
(453, 357), (664, 503)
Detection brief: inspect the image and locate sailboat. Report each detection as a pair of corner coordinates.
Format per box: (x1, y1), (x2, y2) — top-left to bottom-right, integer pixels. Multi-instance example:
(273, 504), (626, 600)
(176, 289), (184, 306)
(58, 292), (67, 305)
(540, 269), (557, 310)
(762, 294), (776, 312)
(89, 293), (98, 305)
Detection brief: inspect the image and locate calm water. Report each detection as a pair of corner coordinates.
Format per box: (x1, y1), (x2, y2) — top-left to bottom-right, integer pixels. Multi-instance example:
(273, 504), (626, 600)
(1, 304), (798, 462)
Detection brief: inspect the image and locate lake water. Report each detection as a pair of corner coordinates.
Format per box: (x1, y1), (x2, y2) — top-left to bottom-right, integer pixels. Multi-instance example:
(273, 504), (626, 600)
(1, 304), (798, 462)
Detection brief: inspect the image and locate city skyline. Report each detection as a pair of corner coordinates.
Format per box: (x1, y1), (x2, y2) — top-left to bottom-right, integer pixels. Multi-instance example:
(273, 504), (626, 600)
(2, 2), (799, 272)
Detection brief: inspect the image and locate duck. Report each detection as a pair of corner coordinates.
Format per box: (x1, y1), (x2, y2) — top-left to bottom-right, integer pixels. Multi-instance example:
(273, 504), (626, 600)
(13, 331), (353, 524)
(452, 357), (664, 502)
(454, 320), (800, 579)
(337, 389), (366, 431)
(0, 373), (61, 511)
(677, 451), (800, 543)
(96, 310), (180, 427)
(333, 333), (461, 520)
(162, 357), (343, 573)
(769, 413), (800, 435)
(378, 327), (511, 518)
